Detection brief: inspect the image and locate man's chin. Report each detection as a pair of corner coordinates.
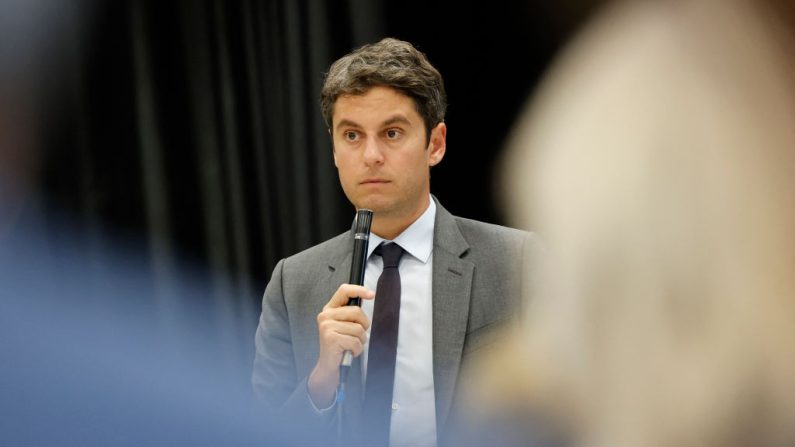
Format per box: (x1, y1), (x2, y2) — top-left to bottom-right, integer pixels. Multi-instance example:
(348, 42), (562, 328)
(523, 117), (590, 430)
(354, 197), (396, 215)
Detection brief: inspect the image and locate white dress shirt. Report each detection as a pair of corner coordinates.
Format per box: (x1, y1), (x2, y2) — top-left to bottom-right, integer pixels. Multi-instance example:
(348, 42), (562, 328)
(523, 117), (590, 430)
(363, 198), (437, 447)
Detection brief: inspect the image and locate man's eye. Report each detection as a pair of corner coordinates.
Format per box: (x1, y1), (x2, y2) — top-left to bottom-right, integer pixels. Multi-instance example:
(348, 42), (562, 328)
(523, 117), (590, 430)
(344, 131), (358, 141)
(386, 129), (401, 139)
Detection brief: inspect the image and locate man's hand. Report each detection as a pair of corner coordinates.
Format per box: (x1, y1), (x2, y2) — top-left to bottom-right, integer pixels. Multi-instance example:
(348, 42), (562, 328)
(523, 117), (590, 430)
(308, 284), (374, 408)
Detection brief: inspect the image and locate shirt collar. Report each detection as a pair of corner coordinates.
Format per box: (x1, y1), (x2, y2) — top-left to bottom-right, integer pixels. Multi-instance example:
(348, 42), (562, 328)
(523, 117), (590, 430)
(367, 197), (436, 264)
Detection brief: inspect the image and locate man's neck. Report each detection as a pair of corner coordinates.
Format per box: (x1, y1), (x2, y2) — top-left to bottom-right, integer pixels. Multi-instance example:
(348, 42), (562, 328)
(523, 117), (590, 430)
(369, 198), (431, 240)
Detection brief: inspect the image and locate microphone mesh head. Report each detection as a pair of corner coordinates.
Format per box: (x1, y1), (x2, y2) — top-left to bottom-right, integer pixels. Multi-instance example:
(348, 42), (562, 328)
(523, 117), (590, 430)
(354, 209), (373, 234)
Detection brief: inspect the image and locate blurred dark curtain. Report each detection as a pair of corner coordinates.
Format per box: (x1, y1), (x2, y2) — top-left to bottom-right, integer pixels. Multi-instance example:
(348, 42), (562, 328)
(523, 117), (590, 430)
(35, 0), (387, 331)
(15, 0), (597, 337)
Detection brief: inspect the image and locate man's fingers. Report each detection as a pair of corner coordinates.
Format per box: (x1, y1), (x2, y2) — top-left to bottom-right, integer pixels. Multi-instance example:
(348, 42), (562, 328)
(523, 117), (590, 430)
(318, 305), (371, 330)
(318, 322), (366, 357)
(326, 283), (375, 309)
(319, 319), (368, 344)
(314, 284), (374, 371)
(335, 334), (364, 356)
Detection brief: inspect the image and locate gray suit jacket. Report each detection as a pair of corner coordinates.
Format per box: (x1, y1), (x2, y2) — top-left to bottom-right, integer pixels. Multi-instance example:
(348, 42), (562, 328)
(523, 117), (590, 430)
(253, 199), (535, 444)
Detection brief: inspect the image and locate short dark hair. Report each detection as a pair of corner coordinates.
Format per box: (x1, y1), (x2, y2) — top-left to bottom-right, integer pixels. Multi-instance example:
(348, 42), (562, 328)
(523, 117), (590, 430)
(320, 38), (447, 136)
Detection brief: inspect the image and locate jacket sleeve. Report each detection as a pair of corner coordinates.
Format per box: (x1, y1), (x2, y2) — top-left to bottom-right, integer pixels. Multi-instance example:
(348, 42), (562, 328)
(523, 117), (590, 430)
(252, 259), (337, 439)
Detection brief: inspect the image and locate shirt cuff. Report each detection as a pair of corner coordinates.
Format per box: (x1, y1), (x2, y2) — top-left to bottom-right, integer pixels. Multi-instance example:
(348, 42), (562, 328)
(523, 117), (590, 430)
(307, 379), (337, 413)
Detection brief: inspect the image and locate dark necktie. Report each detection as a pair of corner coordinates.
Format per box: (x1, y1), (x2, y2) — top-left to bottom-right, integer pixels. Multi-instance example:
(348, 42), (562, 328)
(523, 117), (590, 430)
(363, 242), (405, 446)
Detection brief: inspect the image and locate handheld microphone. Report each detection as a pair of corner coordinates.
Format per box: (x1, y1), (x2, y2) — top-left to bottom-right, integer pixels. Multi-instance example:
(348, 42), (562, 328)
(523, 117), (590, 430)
(337, 209), (373, 403)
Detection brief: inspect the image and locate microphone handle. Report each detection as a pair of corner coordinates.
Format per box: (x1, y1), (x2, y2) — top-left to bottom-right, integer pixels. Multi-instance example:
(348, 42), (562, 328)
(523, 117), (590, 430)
(338, 209), (372, 400)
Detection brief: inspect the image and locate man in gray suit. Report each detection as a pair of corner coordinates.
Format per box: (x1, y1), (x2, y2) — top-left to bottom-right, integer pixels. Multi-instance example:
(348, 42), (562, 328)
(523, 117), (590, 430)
(253, 38), (533, 447)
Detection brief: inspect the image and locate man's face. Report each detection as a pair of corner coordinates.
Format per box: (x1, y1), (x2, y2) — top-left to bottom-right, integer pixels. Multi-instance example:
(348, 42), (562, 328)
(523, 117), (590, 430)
(331, 86), (446, 221)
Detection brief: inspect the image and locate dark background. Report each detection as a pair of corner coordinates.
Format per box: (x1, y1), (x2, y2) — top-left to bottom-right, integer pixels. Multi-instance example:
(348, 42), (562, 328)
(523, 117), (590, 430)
(7, 0), (600, 325)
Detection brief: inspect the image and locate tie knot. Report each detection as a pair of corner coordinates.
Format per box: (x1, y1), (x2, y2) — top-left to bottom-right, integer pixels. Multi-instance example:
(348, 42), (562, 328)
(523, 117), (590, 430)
(375, 243), (404, 269)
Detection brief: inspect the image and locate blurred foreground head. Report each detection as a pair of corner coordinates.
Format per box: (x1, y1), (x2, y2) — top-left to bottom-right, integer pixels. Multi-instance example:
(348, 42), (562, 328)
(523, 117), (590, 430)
(484, 1), (795, 446)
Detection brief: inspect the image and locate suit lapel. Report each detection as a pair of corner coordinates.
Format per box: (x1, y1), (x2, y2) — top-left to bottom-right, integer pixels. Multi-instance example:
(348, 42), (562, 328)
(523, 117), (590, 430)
(431, 201), (473, 431)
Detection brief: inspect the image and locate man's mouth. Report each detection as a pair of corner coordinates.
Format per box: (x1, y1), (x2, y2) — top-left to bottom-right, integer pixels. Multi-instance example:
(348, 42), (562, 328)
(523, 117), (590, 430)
(360, 178), (390, 185)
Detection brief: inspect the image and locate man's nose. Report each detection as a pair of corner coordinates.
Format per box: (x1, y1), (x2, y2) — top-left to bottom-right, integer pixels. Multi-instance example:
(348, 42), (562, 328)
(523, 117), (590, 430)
(363, 137), (385, 166)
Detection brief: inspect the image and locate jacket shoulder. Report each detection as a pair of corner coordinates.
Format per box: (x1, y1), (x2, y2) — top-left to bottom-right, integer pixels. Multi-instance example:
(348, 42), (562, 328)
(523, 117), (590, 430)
(452, 216), (533, 247)
(281, 231), (350, 273)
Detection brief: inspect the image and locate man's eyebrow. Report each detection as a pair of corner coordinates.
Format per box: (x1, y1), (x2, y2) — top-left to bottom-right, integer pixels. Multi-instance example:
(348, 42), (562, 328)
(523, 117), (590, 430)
(382, 115), (413, 127)
(334, 115), (413, 132)
(334, 119), (361, 132)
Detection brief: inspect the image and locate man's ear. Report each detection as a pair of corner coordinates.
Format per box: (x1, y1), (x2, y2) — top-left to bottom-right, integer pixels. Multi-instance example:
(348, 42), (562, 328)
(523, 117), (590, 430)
(329, 128), (339, 168)
(428, 122), (447, 167)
